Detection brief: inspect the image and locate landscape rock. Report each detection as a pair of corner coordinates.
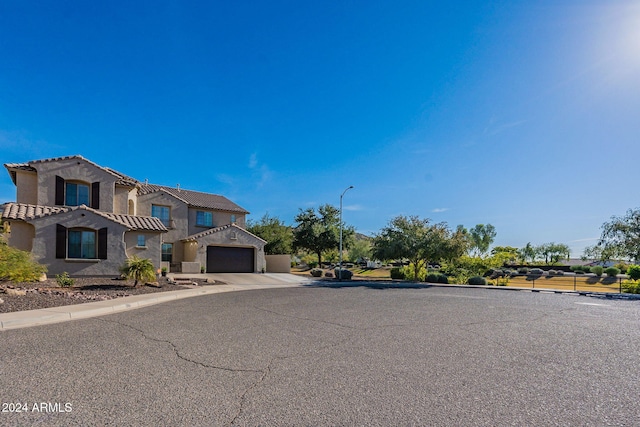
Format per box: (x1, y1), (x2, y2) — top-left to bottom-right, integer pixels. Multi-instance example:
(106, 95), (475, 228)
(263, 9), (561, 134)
(145, 282), (161, 288)
(5, 288), (27, 296)
(0, 298), (4, 304)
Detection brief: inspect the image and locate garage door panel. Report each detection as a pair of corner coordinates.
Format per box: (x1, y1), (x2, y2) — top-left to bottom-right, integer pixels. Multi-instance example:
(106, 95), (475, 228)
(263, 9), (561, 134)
(206, 246), (254, 273)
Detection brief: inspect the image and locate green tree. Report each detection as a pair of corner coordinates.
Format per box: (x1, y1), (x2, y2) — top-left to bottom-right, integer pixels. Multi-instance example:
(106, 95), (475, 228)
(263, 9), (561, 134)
(247, 213), (293, 255)
(535, 242), (570, 265)
(468, 224), (496, 257)
(347, 238), (372, 263)
(491, 246), (519, 264)
(120, 256), (156, 286)
(591, 208), (640, 262)
(372, 216), (466, 280)
(293, 204), (354, 267)
(518, 242), (536, 264)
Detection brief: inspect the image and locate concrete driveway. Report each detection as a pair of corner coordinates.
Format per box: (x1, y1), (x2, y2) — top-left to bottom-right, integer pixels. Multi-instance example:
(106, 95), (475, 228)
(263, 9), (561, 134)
(171, 272), (310, 286)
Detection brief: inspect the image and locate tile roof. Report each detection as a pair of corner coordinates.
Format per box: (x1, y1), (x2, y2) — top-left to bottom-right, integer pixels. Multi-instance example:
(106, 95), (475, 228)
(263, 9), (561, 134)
(1, 203), (167, 232)
(182, 223), (266, 243)
(1, 203), (67, 220)
(139, 184), (249, 214)
(4, 155), (138, 187)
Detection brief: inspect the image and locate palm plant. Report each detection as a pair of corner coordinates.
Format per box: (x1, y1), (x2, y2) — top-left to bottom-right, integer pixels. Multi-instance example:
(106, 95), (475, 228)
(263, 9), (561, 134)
(120, 256), (156, 286)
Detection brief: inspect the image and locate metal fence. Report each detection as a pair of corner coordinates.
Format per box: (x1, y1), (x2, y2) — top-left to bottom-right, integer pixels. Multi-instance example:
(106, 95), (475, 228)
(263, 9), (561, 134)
(495, 274), (625, 293)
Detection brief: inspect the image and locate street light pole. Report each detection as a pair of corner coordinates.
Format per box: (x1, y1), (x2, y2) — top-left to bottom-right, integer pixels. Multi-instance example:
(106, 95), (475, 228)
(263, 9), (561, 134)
(339, 185), (354, 280)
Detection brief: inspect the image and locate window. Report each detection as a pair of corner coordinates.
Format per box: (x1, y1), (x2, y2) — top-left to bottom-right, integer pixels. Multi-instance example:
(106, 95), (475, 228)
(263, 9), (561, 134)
(68, 229), (96, 259)
(162, 243), (173, 262)
(56, 176), (99, 209)
(137, 235), (146, 247)
(196, 211), (213, 227)
(56, 225), (107, 260)
(152, 205), (171, 227)
(65, 182), (90, 206)
(230, 214), (236, 224)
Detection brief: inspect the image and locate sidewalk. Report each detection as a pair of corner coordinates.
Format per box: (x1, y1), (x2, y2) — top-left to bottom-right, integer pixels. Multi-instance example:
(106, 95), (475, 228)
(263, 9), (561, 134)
(0, 281), (305, 331)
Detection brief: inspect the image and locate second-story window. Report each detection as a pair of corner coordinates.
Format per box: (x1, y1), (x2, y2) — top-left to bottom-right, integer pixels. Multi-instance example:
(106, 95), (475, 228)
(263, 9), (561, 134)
(66, 182), (90, 206)
(151, 205), (171, 227)
(230, 214), (236, 224)
(196, 211), (213, 227)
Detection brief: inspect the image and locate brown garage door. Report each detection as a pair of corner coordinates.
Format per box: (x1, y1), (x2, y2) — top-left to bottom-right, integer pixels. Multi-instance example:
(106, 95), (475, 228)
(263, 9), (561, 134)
(206, 246), (254, 273)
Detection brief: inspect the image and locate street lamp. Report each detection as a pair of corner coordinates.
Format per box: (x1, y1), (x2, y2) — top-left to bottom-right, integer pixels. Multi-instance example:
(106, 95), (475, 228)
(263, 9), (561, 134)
(339, 185), (354, 280)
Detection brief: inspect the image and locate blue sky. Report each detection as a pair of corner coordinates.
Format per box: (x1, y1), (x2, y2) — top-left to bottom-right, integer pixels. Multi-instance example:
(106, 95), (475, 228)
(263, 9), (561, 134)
(1, 1), (639, 257)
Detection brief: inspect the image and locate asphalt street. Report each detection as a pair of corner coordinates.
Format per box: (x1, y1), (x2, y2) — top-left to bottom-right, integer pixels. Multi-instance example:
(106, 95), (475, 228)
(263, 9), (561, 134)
(1, 284), (639, 426)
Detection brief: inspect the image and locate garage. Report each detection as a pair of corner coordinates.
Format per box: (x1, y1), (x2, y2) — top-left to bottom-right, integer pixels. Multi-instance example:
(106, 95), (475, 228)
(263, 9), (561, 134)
(206, 246), (255, 273)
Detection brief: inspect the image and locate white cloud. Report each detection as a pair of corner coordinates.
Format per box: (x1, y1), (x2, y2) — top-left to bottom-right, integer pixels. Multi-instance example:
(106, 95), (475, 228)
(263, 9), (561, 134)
(432, 208), (449, 213)
(344, 204), (364, 211)
(248, 152), (258, 169)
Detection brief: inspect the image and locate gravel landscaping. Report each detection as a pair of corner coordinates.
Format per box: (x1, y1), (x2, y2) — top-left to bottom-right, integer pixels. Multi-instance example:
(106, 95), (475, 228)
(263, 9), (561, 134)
(0, 276), (204, 314)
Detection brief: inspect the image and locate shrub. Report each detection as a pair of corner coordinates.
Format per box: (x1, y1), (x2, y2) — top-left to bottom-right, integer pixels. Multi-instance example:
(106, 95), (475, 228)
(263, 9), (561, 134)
(604, 267), (620, 277)
(627, 265), (640, 280)
(55, 272), (74, 287)
(120, 256), (156, 286)
(310, 268), (323, 277)
(402, 263), (426, 281)
(426, 273), (440, 283)
(614, 263), (628, 274)
(591, 266), (604, 276)
(529, 268), (544, 275)
(548, 269), (557, 276)
(468, 276), (487, 285)
(517, 267), (529, 274)
(426, 273), (448, 283)
(555, 270), (564, 276)
(621, 279), (640, 294)
(390, 267), (405, 280)
(484, 268), (496, 277)
(334, 268), (353, 280)
(0, 238), (47, 282)
(582, 266), (591, 273)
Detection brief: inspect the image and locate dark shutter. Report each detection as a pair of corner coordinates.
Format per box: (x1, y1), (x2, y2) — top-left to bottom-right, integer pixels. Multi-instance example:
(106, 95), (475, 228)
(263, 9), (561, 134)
(56, 224), (67, 258)
(98, 227), (108, 259)
(91, 182), (100, 209)
(55, 176), (65, 206)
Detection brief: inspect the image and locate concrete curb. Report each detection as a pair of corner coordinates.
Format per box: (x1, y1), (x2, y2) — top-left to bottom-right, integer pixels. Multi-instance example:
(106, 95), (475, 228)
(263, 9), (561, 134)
(0, 283), (303, 331)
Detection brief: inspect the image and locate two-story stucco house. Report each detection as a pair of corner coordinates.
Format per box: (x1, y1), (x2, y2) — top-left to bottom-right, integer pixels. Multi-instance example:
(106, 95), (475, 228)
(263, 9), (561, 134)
(1, 155), (266, 276)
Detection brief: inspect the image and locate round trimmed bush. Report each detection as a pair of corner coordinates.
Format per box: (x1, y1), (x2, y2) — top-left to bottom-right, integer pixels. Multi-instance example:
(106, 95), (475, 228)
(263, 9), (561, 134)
(591, 266), (604, 277)
(468, 276), (488, 285)
(605, 267), (620, 277)
(437, 274), (449, 284)
(555, 270), (564, 276)
(548, 269), (557, 276)
(390, 267), (404, 280)
(426, 273), (440, 283)
(517, 267), (529, 274)
(529, 268), (544, 275)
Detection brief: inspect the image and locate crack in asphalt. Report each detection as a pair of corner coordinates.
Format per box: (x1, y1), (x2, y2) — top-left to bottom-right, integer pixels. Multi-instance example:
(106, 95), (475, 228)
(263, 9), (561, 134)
(96, 317), (262, 373)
